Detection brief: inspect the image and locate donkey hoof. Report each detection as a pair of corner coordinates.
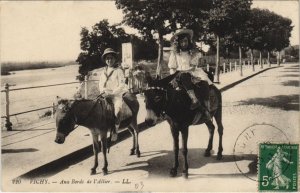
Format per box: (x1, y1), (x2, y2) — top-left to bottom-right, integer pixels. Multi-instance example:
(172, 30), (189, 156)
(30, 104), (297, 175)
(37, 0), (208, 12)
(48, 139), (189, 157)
(217, 154), (223, 160)
(102, 168), (108, 175)
(136, 150), (141, 158)
(90, 169), (96, 175)
(130, 149), (135, 156)
(169, 168), (177, 177)
(182, 170), (188, 179)
(204, 151), (211, 157)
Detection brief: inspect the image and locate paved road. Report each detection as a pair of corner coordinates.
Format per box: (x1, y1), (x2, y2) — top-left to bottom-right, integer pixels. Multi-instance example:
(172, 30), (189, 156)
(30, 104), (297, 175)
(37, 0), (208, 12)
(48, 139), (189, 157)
(4, 64), (299, 192)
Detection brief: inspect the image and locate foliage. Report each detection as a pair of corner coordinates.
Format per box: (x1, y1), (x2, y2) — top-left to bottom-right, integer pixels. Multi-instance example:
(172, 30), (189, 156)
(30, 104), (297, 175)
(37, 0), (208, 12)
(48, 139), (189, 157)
(76, 19), (130, 81)
(283, 45), (299, 60)
(240, 8), (293, 52)
(203, 0), (252, 38)
(76, 19), (162, 81)
(201, 0), (252, 81)
(116, 1), (208, 38)
(115, 0), (211, 75)
(130, 36), (158, 60)
(270, 14), (293, 51)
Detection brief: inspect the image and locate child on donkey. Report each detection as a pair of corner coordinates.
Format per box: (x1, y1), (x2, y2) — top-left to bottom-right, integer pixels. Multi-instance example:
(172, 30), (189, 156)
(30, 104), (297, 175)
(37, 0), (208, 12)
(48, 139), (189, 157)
(168, 29), (212, 119)
(98, 48), (128, 141)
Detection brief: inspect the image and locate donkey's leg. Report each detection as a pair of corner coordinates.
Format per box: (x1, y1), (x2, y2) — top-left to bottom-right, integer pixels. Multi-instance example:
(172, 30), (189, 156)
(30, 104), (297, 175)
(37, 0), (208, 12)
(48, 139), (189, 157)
(214, 106), (224, 160)
(181, 127), (189, 178)
(204, 120), (215, 157)
(91, 133), (100, 175)
(127, 125), (136, 156)
(131, 119), (140, 157)
(100, 132), (108, 175)
(170, 126), (179, 177)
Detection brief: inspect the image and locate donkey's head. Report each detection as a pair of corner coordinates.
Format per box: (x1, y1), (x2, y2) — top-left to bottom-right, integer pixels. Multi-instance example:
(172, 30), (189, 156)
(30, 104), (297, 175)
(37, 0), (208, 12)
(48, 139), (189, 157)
(54, 96), (76, 144)
(144, 73), (168, 126)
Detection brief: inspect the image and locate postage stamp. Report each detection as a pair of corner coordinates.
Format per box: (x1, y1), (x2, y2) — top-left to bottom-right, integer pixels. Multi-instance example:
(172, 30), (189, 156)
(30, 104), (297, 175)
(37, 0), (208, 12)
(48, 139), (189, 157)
(233, 123), (291, 182)
(258, 143), (298, 192)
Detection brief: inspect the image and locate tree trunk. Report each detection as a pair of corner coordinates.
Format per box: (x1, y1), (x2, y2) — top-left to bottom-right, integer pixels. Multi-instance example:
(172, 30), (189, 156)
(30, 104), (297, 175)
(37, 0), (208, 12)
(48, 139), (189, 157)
(268, 51), (271, 67)
(214, 35), (220, 83)
(251, 49), (254, 72)
(239, 46), (243, 76)
(277, 51), (281, 66)
(260, 51), (263, 69)
(156, 32), (164, 78)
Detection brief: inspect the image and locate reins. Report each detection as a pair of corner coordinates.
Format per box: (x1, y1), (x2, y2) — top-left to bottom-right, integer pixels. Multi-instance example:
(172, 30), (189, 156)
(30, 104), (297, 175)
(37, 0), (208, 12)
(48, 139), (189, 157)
(57, 93), (107, 130)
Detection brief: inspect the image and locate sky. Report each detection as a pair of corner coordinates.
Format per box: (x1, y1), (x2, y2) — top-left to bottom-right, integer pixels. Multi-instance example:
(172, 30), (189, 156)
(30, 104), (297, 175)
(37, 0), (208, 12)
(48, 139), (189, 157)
(0, 0), (299, 62)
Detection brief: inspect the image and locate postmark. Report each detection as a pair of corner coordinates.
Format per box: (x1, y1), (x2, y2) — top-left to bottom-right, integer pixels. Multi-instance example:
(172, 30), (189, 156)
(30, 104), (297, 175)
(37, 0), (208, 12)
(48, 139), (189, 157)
(233, 123), (291, 182)
(258, 143), (298, 192)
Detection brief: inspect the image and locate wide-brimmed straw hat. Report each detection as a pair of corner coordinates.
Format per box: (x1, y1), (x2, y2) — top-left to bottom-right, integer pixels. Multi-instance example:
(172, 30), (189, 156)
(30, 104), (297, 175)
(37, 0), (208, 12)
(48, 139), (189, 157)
(102, 48), (119, 60)
(170, 29), (193, 43)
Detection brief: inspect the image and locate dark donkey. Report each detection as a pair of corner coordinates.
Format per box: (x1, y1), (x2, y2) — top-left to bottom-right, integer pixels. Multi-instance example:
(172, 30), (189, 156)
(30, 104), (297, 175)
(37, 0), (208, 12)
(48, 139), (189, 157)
(144, 72), (224, 178)
(54, 93), (140, 175)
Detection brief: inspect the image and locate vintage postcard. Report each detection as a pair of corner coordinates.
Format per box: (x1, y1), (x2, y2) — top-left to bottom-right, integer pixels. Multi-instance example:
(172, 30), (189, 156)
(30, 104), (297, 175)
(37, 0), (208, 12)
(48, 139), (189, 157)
(1, 0), (299, 192)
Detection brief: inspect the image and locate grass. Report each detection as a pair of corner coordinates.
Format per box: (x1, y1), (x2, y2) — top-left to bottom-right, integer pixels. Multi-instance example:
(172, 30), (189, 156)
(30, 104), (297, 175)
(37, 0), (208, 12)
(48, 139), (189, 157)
(1, 61), (76, 75)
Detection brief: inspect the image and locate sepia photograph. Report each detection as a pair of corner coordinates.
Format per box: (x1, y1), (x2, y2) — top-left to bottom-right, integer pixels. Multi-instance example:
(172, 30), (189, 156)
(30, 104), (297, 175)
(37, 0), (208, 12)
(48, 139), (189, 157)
(1, 0), (299, 192)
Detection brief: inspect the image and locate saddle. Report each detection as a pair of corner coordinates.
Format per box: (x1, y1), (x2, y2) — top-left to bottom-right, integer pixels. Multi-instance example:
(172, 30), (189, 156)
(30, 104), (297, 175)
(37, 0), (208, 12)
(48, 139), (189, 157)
(169, 72), (210, 101)
(117, 92), (139, 123)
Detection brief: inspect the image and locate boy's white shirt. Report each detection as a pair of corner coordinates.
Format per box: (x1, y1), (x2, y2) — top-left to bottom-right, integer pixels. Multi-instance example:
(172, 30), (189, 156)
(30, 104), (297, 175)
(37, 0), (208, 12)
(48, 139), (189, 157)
(98, 66), (127, 96)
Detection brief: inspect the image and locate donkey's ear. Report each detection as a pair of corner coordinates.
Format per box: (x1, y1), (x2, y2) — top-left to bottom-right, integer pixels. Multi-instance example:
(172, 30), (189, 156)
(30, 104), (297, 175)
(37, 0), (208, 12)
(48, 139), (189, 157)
(55, 96), (62, 104)
(155, 74), (161, 80)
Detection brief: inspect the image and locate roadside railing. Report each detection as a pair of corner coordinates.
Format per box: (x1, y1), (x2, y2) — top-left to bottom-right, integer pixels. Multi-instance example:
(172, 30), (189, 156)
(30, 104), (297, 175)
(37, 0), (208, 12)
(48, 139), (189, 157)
(1, 81), (81, 131)
(1, 59), (270, 131)
(205, 58), (270, 75)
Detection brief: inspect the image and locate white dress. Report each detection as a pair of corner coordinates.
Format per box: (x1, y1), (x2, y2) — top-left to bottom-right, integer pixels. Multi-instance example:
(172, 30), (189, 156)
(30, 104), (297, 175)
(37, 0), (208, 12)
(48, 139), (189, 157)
(168, 50), (213, 85)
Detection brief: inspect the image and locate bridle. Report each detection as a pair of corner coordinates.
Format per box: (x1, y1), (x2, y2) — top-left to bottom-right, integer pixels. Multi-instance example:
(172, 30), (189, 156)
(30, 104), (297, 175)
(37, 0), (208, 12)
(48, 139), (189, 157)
(145, 86), (168, 118)
(56, 94), (106, 131)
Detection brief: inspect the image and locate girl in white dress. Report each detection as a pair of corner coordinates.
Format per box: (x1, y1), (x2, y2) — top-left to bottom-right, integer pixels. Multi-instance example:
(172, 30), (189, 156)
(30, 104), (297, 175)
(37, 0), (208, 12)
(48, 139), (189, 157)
(168, 29), (212, 118)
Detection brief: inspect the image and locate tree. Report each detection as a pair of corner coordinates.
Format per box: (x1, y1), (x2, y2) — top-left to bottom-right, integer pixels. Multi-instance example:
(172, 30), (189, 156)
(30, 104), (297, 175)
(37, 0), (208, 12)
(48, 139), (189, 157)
(115, 0), (210, 77)
(241, 9), (293, 68)
(130, 36), (158, 61)
(203, 0), (252, 82)
(76, 19), (130, 81)
(238, 8), (272, 71)
(271, 15), (293, 65)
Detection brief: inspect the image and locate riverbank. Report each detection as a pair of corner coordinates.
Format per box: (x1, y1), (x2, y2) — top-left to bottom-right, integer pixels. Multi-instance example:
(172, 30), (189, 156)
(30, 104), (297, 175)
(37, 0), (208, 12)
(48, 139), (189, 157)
(1, 61), (76, 76)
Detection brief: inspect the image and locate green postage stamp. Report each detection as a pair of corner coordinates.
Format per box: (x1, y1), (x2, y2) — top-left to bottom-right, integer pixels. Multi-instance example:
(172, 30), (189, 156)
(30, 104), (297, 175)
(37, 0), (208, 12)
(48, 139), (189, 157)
(258, 143), (299, 191)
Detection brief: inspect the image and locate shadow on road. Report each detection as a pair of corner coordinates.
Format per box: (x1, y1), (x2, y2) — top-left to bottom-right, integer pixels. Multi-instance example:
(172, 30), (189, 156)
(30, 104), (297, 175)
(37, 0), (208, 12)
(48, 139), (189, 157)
(284, 67), (299, 70)
(239, 94), (299, 111)
(18, 122), (155, 179)
(2, 148), (39, 154)
(281, 80), (299, 87)
(111, 148), (257, 179)
(280, 70), (299, 73)
(278, 74), (299, 78)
